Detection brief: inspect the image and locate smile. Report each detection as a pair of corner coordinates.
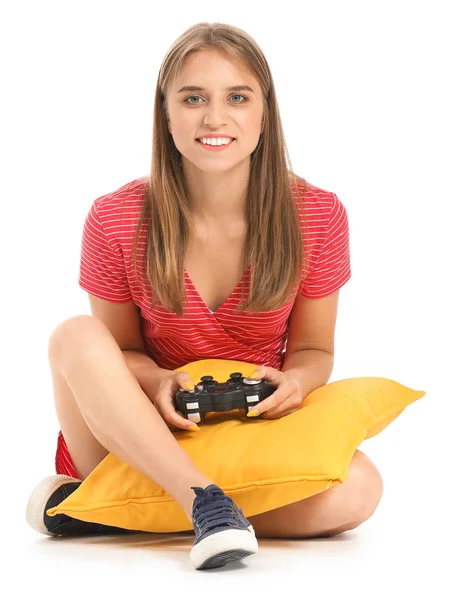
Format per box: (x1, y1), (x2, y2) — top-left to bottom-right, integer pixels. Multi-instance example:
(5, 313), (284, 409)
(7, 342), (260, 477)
(195, 138), (236, 152)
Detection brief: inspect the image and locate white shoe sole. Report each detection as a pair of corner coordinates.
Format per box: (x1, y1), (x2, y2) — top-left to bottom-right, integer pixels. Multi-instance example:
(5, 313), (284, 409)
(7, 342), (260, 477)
(190, 524), (259, 570)
(26, 474), (82, 535)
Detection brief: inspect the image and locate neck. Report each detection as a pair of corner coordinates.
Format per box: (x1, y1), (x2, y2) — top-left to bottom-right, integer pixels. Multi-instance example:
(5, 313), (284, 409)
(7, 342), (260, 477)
(183, 156), (250, 224)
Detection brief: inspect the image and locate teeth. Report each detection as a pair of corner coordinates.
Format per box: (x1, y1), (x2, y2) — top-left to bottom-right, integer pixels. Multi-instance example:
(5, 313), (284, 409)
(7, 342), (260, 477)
(198, 138), (233, 146)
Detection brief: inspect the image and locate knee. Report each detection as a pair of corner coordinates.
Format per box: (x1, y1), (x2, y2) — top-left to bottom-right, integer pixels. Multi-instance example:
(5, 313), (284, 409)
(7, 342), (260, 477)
(348, 449), (384, 524)
(48, 315), (107, 364)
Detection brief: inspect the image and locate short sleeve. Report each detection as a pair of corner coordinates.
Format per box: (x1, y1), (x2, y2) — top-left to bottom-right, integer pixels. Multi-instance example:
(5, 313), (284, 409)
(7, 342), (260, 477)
(300, 193), (351, 297)
(78, 203), (132, 303)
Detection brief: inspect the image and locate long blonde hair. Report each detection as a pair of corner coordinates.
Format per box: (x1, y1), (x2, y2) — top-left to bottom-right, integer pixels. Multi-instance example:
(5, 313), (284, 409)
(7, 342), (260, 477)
(132, 22), (309, 317)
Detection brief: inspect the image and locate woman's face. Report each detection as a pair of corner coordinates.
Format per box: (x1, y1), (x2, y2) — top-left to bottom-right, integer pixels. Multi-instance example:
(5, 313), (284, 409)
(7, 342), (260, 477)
(166, 50), (264, 172)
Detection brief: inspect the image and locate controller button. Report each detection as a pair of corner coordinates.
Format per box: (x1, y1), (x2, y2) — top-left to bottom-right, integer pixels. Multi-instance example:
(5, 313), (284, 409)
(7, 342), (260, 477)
(186, 401), (200, 410)
(247, 394), (260, 403)
(188, 412), (202, 424)
(243, 377), (260, 385)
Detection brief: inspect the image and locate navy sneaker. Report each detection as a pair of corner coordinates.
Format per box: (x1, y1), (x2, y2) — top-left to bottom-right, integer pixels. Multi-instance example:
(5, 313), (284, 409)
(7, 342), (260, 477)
(26, 474), (136, 536)
(189, 484), (259, 570)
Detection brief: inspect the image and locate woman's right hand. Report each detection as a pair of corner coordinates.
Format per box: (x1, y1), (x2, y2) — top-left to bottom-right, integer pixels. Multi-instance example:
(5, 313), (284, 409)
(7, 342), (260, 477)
(152, 370), (199, 432)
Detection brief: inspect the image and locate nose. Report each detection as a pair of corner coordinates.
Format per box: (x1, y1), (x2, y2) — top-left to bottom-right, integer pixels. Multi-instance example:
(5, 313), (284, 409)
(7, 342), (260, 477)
(203, 102), (229, 127)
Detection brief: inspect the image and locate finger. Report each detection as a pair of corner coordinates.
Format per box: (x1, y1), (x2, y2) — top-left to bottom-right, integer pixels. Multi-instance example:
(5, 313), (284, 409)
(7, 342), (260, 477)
(177, 373), (195, 392)
(249, 365), (283, 387)
(264, 396), (303, 419)
(246, 366), (280, 415)
(251, 381), (299, 415)
(264, 402), (297, 419)
(174, 375), (199, 428)
(168, 406), (199, 430)
(165, 413), (196, 432)
(250, 390), (283, 415)
(157, 396), (199, 430)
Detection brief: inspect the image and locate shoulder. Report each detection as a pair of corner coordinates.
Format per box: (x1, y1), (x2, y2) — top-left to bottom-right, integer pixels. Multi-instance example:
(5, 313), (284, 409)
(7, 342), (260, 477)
(290, 176), (347, 240)
(290, 176), (343, 218)
(92, 176), (148, 220)
(88, 176), (149, 246)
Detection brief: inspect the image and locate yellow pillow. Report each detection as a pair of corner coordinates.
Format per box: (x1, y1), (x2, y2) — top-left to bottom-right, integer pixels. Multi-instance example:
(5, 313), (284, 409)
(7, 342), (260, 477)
(47, 359), (426, 533)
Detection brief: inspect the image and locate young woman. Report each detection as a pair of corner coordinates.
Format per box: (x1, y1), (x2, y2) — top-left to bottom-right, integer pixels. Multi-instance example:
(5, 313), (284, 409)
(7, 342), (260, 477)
(26, 22), (383, 570)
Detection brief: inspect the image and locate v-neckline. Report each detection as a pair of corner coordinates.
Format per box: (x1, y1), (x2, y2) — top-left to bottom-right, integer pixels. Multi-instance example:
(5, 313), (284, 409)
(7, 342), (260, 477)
(184, 265), (250, 315)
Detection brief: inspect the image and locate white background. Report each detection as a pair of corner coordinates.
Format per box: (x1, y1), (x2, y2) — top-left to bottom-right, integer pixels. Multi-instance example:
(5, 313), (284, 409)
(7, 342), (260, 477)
(1, 0), (456, 596)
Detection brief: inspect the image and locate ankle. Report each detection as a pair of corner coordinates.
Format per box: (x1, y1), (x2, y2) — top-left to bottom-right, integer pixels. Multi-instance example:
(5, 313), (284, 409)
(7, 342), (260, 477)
(182, 477), (215, 521)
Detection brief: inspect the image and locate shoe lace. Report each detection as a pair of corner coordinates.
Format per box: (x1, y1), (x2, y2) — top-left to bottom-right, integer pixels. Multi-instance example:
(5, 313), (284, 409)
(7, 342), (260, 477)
(192, 487), (239, 535)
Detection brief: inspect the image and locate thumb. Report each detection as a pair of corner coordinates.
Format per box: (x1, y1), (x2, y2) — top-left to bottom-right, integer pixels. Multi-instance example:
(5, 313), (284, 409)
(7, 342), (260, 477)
(250, 366), (281, 385)
(249, 366), (263, 379)
(178, 372), (195, 391)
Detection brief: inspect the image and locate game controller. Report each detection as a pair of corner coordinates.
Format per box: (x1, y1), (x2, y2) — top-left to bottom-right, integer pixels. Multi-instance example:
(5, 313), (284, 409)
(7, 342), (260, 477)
(174, 372), (276, 424)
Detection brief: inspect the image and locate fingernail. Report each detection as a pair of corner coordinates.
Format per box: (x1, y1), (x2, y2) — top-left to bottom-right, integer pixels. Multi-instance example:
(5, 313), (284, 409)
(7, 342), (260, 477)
(251, 371), (260, 378)
(247, 409), (260, 417)
(188, 425), (200, 431)
(185, 382), (194, 390)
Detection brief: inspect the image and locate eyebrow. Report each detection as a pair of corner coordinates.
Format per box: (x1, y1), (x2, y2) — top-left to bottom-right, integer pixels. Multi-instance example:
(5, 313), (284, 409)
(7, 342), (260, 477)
(176, 85), (255, 94)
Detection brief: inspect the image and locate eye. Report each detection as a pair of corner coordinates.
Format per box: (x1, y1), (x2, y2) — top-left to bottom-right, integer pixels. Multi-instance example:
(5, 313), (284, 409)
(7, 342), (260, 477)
(184, 94), (248, 105)
(231, 94), (248, 104)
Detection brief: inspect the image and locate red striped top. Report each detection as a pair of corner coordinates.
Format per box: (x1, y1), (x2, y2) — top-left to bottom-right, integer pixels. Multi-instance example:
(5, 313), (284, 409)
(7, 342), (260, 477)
(78, 176), (351, 371)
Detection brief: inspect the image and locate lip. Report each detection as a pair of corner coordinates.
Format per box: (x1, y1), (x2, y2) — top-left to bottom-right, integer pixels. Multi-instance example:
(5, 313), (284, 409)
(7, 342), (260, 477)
(195, 138), (236, 152)
(196, 134), (236, 139)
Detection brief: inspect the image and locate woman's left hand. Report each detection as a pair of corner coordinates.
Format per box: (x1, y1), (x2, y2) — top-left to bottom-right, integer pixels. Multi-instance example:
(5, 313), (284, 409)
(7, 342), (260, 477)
(247, 365), (304, 419)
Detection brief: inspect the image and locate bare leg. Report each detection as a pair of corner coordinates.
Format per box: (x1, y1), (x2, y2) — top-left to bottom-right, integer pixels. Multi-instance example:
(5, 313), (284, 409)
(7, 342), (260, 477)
(248, 449), (383, 538)
(49, 316), (214, 522)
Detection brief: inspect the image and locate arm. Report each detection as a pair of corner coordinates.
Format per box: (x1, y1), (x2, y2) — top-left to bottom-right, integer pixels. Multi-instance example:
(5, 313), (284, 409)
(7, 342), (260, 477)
(85, 295), (170, 401)
(281, 348), (334, 398)
(122, 349), (169, 400)
(281, 290), (339, 398)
